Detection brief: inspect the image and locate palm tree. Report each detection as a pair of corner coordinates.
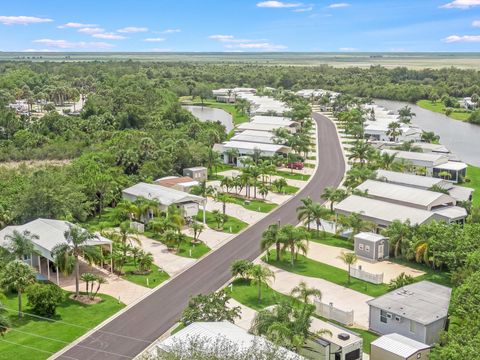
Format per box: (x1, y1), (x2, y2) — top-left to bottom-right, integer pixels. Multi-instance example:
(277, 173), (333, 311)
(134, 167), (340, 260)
(272, 178), (288, 194)
(137, 251), (154, 273)
(190, 222), (204, 242)
(337, 213), (375, 241)
(258, 183), (269, 200)
(249, 166), (261, 198)
(321, 187), (348, 212)
(382, 220), (412, 258)
(278, 225), (308, 266)
(215, 192), (230, 215)
(387, 122), (403, 142)
(290, 281), (322, 317)
(92, 275), (108, 299)
(348, 141), (376, 167)
(220, 177), (234, 193)
(211, 209), (227, 230)
(310, 203), (330, 238)
(377, 152), (397, 170)
(52, 225), (102, 298)
(247, 264), (275, 302)
(261, 223), (282, 262)
(103, 221), (140, 258)
(80, 272), (97, 295)
(398, 105), (416, 124)
(5, 230), (39, 260)
(296, 197), (314, 230)
(337, 252), (358, 284)
(0, 260), (36, 318)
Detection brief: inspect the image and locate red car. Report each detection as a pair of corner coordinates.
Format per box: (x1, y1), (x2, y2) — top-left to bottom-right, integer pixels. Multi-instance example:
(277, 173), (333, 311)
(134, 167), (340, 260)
(286, 162), (304, 170)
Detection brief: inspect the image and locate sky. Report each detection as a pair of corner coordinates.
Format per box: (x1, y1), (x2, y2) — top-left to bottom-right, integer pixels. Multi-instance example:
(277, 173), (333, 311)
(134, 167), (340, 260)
(1, 0), (480, 52)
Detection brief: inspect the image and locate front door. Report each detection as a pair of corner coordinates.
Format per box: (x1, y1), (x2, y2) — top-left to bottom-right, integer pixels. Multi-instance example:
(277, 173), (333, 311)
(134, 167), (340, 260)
(378, 244), (384, 259)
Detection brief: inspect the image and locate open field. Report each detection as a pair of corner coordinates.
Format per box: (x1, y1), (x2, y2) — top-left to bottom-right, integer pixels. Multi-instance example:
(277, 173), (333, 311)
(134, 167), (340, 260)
(463, 165), (480, 206)
(3, 52), (480, 69)
(417, 100), (471, 121)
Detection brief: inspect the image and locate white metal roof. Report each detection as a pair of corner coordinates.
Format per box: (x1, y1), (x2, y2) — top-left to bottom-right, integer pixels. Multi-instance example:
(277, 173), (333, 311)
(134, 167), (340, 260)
(334, 195), (435, 226)
(382, 149), (449, 167)
(236, 122), (289, 132)
(122, 182), (205, 206)
(230, 130), (276, 144)
(448, 185), (474, 202)
(221, 140), (290, 153)
(371, 333), (430, 358)
(356, 180), (456, 210)
(434, 161), (468, 171)
(376, 170), (448, 190)
(367, 281), (451, 325)
(0, 219), (111, 262)
(355, 232), (387, 243)
(158, 322), (303, 359)
(432, 206), (468, 221)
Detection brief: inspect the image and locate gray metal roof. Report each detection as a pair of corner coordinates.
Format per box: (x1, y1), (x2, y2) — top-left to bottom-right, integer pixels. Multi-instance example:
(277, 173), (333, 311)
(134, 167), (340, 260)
(122, 182), (205, 206)
(355, 232), (387, 243)
(371, 333), (430, 357)
(335, 195), (435, 226)
(367, 281), (451, 325)
(221, 140), (290, 153)
(382, 149), (449, 167)
(376, 170), (448, 190)
(356, 180), (456, 210)
(230, 130), (276, 144)
(0, 219), (111, 262)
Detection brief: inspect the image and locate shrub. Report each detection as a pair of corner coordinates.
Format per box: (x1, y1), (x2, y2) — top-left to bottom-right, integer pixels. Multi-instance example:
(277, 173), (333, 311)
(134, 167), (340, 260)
(468, 110), (480, 125)
(26, 283), (64, 317)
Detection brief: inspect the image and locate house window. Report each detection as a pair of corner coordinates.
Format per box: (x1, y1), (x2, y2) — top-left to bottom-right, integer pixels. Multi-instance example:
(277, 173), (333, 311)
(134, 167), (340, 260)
(359, 244), (364, 250)
(417, 354), (422, 359)
(380, 310), (388, 323)
(410, 320), (416, 333)
(22, 254), (31, 262)
(365, 245), (370, 252)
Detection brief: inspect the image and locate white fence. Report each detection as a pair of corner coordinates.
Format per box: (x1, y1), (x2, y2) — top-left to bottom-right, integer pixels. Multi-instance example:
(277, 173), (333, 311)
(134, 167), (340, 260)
(315, 300), (354, 326)
(350, 265), (384, 284)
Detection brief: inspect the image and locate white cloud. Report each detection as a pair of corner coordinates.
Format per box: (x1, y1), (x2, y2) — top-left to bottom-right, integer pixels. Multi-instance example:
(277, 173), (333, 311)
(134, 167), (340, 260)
(143, 37), (165, 42)
(293, 6), (313, 12)
(339, 47), (357, 51)
(0, 16), (53, 25)
(22, 48), (55, 52)
(77, 27), (104, 34)
(92, 32), (126, 40)
(441, 0), (480, 9)
(117, 26), (148, 33)
(473, 20), (480, 27)
(161, 29), (181, 33)
(443, 34), (480, 42)
(256, 1), (302, 8)
(328, 3), (350, 8)
(58, 22), (97, 29)
(225, 42), (287, 50)
(33, 39), (115, 49)
(150, 48), (172, 52)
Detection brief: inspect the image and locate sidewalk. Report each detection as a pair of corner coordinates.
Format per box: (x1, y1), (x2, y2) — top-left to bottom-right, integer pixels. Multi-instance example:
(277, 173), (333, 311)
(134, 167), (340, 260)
(262, 263), (372, 328)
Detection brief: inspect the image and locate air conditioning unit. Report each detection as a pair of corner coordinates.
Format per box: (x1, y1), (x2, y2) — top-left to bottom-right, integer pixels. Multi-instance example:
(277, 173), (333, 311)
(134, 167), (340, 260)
(386, 313), (393, 319)
(395, 315), (402, 322)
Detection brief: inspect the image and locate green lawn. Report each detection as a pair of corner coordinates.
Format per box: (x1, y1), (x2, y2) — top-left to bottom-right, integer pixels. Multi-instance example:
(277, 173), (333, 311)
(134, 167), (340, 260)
(143, 231), (211, 259)
(277, 184), (300, 195)
(122, 260), (169, 288)
(308, 231), (354, 250)
(226, 279), (298, 311)
(389, 258), (452, 287)
(196, 210), (248, 233)
(417, 100), (471, 121)
(193, 100), (249, 125)
(463, 164), (480, 206)
(0, 291), (124, 360)
(275, 170), (311, 181)
(265, 251), (390, 297)
(80, 210), (120, 232)
(227, 195), (277, 213)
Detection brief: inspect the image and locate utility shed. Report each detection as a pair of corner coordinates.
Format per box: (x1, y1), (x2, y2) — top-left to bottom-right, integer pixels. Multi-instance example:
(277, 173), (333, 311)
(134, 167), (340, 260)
(355, 180), (456, 211)
(371, 333), (431, 360)
(354, 232), (389, 262)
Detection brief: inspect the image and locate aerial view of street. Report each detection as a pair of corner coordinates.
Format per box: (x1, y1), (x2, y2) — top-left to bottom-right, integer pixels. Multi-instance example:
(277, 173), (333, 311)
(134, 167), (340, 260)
(0, 1), (480, 360)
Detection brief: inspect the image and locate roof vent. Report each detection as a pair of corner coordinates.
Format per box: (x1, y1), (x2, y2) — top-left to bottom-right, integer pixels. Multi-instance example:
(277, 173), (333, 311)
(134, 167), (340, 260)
(338, 333), (350, 341)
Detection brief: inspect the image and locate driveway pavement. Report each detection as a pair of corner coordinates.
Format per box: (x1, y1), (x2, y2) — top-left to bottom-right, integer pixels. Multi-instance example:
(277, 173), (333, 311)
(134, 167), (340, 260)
(306, 241), (425, 283)
(263, 263), (372, 328)
(181, 226), (234, 249)
(205, 198), (266, 224)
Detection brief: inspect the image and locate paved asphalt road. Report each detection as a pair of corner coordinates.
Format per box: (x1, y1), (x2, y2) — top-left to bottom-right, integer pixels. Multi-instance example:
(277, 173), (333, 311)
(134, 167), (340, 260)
(56, 112), (345, 360)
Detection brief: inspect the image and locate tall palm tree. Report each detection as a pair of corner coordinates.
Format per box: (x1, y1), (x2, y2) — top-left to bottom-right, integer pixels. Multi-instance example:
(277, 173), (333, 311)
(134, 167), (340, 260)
(247, 264), (275, 302)
(321, 187), (347, 212)
(297, 197), (314, 230)
(382, 220), (412, 258)
(261, 223), (282, 262)
(348, 141), (376, 167)
(190, 222), (204, 242)
(290, 281), (322, 317)
(52, 225), (102, 298)
(215, 192), (231, 215)
(103, 221), (140, 258)
(278, 225), (308, 266)
(398, 105), (416, 124)
(0, 260), (36, 318)
(337, 252), (358, 284)
(387, 122), (403, 142)
(310, 203), (330, 237)
(5, 230), (39, 260)
(337, 213), (375, 241)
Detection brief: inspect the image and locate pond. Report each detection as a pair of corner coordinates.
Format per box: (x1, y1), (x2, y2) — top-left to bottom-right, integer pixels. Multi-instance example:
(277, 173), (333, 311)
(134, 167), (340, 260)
(183, 105), (234, 133)
(375, 99), (480, 167)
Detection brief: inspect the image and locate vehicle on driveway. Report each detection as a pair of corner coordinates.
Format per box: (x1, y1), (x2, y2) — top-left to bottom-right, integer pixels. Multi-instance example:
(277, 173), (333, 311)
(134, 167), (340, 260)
(287, 161), (304, 170)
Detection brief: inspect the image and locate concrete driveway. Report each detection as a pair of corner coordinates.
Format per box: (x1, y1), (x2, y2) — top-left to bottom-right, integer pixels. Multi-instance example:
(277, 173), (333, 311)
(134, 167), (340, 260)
(181, 226), (234, 249)
(306, 241), (425, 283)
(206, 198), (266, 224)
(263, 263), (372, 328)
(139, 235), (196, 276)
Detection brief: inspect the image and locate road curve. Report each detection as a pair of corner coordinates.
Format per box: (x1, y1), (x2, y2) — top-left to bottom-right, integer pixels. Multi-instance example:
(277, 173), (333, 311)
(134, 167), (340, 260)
(56, 112), (345, 360)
